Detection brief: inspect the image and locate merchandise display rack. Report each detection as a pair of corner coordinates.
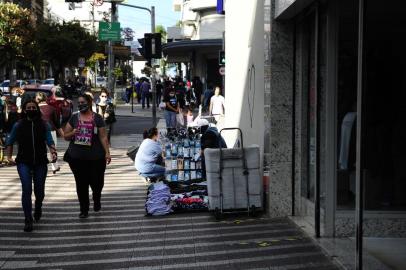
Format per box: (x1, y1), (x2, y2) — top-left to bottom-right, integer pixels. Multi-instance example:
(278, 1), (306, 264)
(159, 127), (208, 212)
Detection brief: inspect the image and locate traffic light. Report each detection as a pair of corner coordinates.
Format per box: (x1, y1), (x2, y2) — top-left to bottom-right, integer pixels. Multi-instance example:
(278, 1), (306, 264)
(144, 33), (162, 59)
(219, 50), (225, 66)
(137, 38), (145, 57)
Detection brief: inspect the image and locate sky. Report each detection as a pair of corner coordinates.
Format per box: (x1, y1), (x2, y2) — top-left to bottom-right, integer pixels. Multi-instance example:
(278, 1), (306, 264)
(118, 0), (180, 38)
(47, 0), (180, 39)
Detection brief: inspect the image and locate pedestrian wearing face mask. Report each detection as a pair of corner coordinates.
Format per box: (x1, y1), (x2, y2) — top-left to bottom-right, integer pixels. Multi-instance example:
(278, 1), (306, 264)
(164, 89), (179, 130)
(96, 88), (116, 144)
(35, 92), (64, 174)
(63, 94), (111, 218)
(5, 100), (57, 232)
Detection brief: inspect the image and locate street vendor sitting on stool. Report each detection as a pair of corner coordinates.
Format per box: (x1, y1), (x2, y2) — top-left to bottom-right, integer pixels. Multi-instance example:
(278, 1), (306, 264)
(200, 125), (227, 179)
(134, 128), (165, 180)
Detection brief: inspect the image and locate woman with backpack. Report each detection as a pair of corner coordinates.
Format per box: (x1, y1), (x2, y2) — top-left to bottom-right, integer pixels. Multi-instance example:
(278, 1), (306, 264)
(63, 94), (111, 218)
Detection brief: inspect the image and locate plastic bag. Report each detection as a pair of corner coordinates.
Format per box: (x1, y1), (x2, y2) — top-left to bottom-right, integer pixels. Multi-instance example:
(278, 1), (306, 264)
(176, 112), (185, 126)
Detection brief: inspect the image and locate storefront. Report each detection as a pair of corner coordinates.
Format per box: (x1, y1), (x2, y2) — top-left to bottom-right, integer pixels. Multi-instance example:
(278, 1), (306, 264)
(162, 39), (223, 88)
(267, 0), (406, 242)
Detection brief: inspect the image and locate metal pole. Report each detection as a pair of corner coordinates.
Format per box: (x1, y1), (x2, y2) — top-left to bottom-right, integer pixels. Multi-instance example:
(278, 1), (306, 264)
(291, 22), (297, 217)
(314, 3), (321, 238)
(151, 6), (157, 126)
(108, 2), (117, 98)
(131, 56), (134, 113)
(116, 3), (156, 125)
(356, 0), (365, 268)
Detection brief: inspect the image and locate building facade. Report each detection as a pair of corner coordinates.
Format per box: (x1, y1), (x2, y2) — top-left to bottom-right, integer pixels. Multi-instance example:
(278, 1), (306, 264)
(163, 0), (225, 87)
(266, 0), (406, 238)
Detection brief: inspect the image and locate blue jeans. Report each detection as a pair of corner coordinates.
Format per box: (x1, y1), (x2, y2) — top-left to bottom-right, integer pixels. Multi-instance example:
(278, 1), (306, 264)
(165, 110), (177, 129)
(140, 164), (166, 177)
(141, 92), (150, 108)
(17, 163), (48, 219)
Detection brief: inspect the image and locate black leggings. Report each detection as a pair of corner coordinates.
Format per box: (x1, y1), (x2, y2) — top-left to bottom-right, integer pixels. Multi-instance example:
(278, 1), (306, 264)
(68, 158), (106, 213)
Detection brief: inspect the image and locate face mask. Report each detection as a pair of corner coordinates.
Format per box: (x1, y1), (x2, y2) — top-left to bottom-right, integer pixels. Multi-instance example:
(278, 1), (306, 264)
(78, 104), (89, 113)
(169, 94), (175, 97)
(26, 110), (38, 119)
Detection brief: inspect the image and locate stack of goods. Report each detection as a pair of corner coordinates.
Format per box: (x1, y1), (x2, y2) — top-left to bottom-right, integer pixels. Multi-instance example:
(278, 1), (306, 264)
(159, 128), (209, 213)
(145, 182), (172, 216)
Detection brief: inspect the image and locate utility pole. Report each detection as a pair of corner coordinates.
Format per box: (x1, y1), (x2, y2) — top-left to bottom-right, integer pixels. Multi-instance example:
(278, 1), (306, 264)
(150, 6), (157, 126)
(108, 2), (117, 99)
(91, 2), (95, 35)
(117, 3), (157, 126)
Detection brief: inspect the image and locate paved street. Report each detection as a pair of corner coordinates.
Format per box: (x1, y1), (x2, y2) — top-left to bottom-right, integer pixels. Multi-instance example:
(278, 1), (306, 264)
(0, 145), (340, 270)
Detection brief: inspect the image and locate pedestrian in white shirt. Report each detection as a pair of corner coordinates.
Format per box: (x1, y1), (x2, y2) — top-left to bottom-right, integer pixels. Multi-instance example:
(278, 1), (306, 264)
(209, 86), (225, 122)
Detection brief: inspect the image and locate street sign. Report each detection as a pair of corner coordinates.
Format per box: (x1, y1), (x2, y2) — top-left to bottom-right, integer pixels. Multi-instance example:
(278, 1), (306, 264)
(98, 22), (121, 41)
(78, 57), (85, 68)
(219, 66), (225, 76)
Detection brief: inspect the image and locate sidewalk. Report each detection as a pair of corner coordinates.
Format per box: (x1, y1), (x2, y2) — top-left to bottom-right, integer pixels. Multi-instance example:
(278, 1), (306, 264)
(0, 142), (341, 270)
(115, 103), (164, 119)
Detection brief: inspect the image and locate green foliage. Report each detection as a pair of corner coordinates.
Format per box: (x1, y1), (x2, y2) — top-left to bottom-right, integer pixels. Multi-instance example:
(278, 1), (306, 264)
(35, 21), (99, 82)
(87, 52), (106, 69)
(113, 67), (123, 78)
(0, 3), (34, 59)
(155, 25), (167, 42)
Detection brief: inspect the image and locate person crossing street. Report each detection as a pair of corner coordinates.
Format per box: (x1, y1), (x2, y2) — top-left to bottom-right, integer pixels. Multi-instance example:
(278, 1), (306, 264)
(5, 100), (57, 232)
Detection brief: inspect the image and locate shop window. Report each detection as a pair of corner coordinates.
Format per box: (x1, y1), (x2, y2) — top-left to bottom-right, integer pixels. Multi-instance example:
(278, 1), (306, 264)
(337, 0), (406, 211)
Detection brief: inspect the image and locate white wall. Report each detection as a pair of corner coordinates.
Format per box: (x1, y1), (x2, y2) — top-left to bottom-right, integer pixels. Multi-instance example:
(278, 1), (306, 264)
(224, 0), (264, 159)
(197, 12), (224, 40)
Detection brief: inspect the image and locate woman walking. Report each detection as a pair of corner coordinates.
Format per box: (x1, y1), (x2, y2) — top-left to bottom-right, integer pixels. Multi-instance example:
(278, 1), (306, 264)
(5, 100), (57, 232)
(63, 94), (111, 218)
(96, 88), (116, 144)
(35, 92), (64, 174)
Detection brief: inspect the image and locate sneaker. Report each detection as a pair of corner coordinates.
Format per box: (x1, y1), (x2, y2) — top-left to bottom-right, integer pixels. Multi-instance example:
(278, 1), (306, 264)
(79, 212), (89, 218)
(24, 218), (33, 232)
(34, 208), (42, 222)
(93, 201), (101, 212)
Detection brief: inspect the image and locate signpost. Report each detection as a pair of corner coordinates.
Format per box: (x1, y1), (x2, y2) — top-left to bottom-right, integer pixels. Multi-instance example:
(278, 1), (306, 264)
(98, 22), (121, 41)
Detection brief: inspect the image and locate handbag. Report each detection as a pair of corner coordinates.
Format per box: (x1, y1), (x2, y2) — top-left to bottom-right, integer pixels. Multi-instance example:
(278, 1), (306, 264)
(126, 145), (139, 161)
(159, 101), (166, 109)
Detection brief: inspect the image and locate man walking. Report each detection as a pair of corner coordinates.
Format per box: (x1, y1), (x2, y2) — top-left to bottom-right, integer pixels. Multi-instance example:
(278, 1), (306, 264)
(141, 79), (151, 109)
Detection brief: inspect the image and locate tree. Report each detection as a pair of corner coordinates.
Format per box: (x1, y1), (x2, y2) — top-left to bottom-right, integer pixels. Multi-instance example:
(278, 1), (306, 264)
(0, 3), (34, 80)
(155, 25), (168, 74)
(155, 25), (167, 42)
(87, 53), (106, 70)
(35, 21), (99, 84)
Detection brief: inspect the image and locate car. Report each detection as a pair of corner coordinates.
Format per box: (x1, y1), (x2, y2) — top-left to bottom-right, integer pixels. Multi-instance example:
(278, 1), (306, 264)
(96, 77), (107, 88)
(0, 81), (9, 94)
(0, 80), (27, 95)
(27, 79), (41, 85)
(22, 84), (73, 123)
(42, 78), (55, 86)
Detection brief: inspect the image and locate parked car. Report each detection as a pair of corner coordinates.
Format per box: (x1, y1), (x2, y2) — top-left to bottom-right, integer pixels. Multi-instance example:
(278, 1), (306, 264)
(22, 84), (73, 124)
(96, 77), (107, 88)
(0, 80), (27, 95)
(42, 78), (55, 86)
(27, 79), (42, 85)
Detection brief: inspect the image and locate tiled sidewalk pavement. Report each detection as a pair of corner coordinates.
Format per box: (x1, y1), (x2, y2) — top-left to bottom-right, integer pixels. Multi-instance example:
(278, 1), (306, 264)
(0, 147), (341, 270)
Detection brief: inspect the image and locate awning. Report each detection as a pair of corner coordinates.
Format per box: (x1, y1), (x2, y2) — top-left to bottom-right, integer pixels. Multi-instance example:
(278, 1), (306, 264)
(163, 39), (222, 63)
